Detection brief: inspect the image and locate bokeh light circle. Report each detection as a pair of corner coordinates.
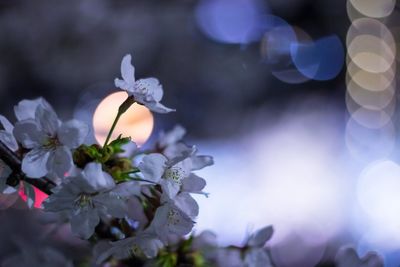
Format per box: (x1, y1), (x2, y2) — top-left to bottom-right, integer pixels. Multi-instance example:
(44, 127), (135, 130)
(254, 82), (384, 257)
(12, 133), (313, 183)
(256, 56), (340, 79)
(357, 161), (400, 231)
(260, 16), (298, 64)
(291, 35), (344, 80)
(195, 0), (266, 44)
(349, 0), (396, 19)
(346, 74), (395, 109)
(260, 18), (310, 84)
(346, 18), (395, 54)
(347, 35), (395, 73)
(93, 91), (154, 146)
(345, 118), (395, 162)
(347, 60), (395, 92)
(346, 105), (395, 129)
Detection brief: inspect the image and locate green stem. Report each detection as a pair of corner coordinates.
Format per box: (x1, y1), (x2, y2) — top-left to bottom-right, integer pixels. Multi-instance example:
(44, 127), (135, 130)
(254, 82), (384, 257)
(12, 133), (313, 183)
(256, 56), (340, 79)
(130, 177), (157, 184)
(103, 112), (122, 148)
(102, 95), (136, 148)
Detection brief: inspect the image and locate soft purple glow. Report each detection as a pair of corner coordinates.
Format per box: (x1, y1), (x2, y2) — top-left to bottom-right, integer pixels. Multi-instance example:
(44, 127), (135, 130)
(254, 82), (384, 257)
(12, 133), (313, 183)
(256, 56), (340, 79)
(195, 0), (267, 44)
(193, 111), (346, 246)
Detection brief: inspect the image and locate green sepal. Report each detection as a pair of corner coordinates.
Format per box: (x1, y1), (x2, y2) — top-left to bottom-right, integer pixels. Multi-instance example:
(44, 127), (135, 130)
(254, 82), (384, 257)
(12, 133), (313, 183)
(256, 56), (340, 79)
(108, 135), (131, 154)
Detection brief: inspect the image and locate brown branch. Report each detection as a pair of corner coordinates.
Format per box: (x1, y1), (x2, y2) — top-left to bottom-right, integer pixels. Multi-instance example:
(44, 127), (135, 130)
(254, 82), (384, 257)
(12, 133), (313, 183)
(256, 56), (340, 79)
(0, 141), (55, 195)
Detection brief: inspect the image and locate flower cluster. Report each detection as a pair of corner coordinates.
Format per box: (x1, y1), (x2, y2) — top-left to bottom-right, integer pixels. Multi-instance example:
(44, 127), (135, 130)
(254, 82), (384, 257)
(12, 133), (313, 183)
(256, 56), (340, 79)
(0, 54), (384, 267)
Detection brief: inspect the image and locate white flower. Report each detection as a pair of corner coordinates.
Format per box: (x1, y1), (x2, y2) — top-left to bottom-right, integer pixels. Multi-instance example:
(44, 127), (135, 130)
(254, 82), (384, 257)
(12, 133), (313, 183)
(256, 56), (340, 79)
(138, 153), (206, 200)
(0, 97), (54, 152)
(13, 99), (88, 178)
(243, 226), (274, 267)
(14, 97), (54, 121)
(335, 247), (384, 267)
(96, 232), (164, 263)
(43, 163), (128, 239)
(157, 124), (186, 149)
(0, 115), (18, 152)
(149, 200), (195, 244)
(158, 125), (214, 170)
(114, 54), (175, 113)
(216, 248), (243, 267)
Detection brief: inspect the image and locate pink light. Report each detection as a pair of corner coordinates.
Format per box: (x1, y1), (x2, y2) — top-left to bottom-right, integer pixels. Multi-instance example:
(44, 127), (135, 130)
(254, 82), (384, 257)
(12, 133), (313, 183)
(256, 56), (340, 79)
(19, 186), (48, 208)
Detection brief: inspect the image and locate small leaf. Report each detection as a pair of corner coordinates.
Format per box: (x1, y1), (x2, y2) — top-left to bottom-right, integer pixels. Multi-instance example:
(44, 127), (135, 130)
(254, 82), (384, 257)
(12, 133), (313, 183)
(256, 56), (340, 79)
(109, 136), (131, 154)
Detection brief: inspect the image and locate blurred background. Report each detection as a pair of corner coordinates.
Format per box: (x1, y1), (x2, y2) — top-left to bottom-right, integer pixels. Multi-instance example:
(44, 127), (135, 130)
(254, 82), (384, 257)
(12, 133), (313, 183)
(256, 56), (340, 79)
(0, 0), (399, 266)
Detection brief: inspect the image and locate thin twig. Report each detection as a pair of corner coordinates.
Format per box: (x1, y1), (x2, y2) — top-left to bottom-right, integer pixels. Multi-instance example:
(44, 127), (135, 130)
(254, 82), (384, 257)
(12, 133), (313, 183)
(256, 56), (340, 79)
(0, 141), (55, 195)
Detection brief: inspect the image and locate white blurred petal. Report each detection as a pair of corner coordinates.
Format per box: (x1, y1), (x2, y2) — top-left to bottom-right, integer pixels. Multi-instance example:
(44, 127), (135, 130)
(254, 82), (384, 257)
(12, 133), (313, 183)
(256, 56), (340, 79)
(82, 163), (115, 192)
(174, 192), (199, 219)
(182, 174), (206, 193)
(121, 54), (135, 85)
(47, 146), (73, 178)
(13, 120), (46, 149)
(21, 148), (50, 178)
(14, 98), (53, 121)
(191, 155), (214, 170)
(58, 119), (88, 148)
(158, 125), (186, 148)
(138, 153), (167, 182)
(70, 207), (100, 239)
(0, 115), (14, 132)
(0, 131), (18, 151)
(247, 226), (274, 247)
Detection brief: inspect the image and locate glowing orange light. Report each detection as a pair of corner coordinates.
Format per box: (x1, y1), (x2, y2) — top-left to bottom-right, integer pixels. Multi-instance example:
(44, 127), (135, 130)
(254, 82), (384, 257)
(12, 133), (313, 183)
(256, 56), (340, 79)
(93, 92), (154, 146)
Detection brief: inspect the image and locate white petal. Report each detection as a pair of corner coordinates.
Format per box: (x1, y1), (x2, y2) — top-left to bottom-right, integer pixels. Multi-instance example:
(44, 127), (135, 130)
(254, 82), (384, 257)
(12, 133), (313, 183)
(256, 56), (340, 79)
(13, 120), (46, 149)
(35, 105), (59, 136)
(192, 231), (218, 249)
(14, 98), (54, 121)
(160, 179), (180, 200)
(0, 115), (14, 132)
(112, 181), (141, 197)
(166, 207), (194, 236)
(135, 233), (164, 258)
(0, 131), (18, 151)
(174, 193), (199, 219)
(58, 119), (88, 148)
(158, 125), (186, 148)
(94, 192), (127, 218)
(244, 248), (273, 267)
(191, 155), (214, 170)
(152, 203), (194, 239)
(144, 101), (175, 114)
(135, 78), (163, 102)
(216, 248), (243, 267)
(120, 54), (135, 85)
(21, 148), (50, 178)
(163, 143), (194, 160)
(336, 247), (360, 267)
(43, 183), (77, 212)
(182, 174), (206, 193)
(247, 226), (273, 247)
(138, 153), (167, 182)
(46, 146), (73, 178)
(70, 207), (100, 239)
(114, 78), (134, 93)
(335, 247), (383, 267)
(82, 163), (115, 192)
